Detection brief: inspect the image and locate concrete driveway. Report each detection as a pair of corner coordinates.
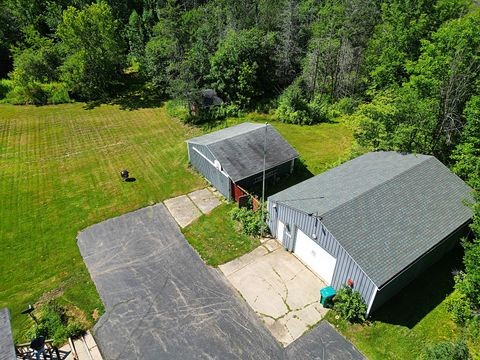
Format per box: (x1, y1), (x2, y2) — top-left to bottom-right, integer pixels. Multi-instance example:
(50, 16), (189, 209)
(77, 204), (365, 360)
(220, 239), (328, 345)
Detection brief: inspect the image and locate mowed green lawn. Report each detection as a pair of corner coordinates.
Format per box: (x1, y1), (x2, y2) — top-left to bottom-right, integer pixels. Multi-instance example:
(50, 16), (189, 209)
(0, 103), (354, 342)
(182, 203), (261, 266)
(0, 103), (206, 340)
(267, 119), (353, 175)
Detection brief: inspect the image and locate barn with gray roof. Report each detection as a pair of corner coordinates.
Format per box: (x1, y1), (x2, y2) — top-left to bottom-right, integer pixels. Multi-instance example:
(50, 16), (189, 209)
(187, 123), (299, 200)
(268, 151), (473, 314)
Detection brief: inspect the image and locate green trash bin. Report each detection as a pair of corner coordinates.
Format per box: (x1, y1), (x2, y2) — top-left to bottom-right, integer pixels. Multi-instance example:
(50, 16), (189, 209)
(320, 286), (336, 308)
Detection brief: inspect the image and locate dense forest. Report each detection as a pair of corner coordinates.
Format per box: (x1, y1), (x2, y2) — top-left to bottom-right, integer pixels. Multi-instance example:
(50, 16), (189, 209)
(1, 0), (479, 349)
(0, 0), (479, 160)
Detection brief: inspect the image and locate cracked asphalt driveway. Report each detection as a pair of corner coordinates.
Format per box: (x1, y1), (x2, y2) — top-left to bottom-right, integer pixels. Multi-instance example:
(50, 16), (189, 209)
(77, 204), (364, 360)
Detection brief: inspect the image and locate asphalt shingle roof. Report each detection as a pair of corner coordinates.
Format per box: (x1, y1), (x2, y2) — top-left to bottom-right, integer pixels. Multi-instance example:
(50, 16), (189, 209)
(188, 123), (299, 182)
(0, 308), (15, 360)
(270, 152), (473, 287)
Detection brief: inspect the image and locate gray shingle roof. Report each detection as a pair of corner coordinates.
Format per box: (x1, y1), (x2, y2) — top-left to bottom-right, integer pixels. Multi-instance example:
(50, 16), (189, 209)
(0, 308), (16, 360)
(188, 123), (265, 145)
(188, 123), (299, 182)
(270, 151), (473, 287)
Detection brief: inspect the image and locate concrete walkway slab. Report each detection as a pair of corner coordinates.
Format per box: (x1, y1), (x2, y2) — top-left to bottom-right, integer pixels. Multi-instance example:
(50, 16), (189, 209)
(220, 243), (328, 346)
(164, 195), (201, 228)
(188, 188), (221, 214)
(264, 239), (281, 252)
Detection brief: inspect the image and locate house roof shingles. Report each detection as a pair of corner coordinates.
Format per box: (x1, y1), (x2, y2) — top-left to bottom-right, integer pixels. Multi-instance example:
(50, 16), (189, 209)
(0, 308), (16, 360)
(188, 123), (299, 182)
(270, 152), (473, 288)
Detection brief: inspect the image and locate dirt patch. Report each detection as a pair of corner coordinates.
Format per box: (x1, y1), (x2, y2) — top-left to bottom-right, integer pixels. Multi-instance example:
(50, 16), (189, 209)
(92, 308), (100, 321)
(34, 283), (69, 308)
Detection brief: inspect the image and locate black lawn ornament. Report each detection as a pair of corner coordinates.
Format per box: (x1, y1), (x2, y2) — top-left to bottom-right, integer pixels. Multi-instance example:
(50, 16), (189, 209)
(120, 170), (129, 181)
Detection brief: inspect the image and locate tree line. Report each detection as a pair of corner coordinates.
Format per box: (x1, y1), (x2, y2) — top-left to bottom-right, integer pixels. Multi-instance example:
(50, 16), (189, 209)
(0, 1), (476, 133)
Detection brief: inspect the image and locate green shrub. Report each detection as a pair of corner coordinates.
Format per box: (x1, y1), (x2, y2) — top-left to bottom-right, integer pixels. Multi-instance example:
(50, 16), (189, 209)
(308, 95), (330, 123)
(333, 285), (367, 323)
(328, 97), (360, 118)
(422, 339), (472, 360)
(460, 234), (480, 309)
(276, 83), (332, 125)
(6, 82), (48, 105)
(446, 289), (473, 325)
(214, 103), (242, 119)
(25, 302), (86, 346)
(166, 100), (242, 125)
(276, 82), (311, 124)
(230, 202), (267, 236)
(0, 79), (13, 100)
(5, 82), (71, 105)
(44, 83), (72, 104)
(166, 100), (191, 122)
(65, 322), (85, 339)
(466, 317), (480, 341)
(254, 97), (277, 114)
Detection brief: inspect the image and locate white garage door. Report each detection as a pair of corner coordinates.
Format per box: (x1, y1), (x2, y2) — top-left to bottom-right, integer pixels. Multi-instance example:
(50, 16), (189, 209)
(277, 220), (285, 245)
(294, 229), (337, 284)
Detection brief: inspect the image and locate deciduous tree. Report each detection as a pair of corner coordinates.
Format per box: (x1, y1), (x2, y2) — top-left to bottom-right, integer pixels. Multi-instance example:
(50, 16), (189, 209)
(125, 10), (146, 66)
(57, 2), (125, 100)
(209, 28), (276, 108)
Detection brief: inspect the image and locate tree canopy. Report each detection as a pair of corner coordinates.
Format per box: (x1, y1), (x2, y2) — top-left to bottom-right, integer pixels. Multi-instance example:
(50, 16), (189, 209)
(57, 3), (125, 100)
(0, 0), (478, 161)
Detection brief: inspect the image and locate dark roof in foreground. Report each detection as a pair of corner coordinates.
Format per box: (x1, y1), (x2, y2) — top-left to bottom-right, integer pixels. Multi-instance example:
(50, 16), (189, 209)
(0, 308), (15, 360)
(270, 151), (474, 288)
(187, 123), (299, 182)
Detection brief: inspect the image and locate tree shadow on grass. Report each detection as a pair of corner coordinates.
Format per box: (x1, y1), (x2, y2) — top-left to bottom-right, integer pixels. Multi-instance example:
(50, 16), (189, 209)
(245, 158), (314, 198)
(266, 158), (314, 197)
(109, 88), (165, 111)
(83, 99), (104, 110)
(82, 76), (166, 111)
(371, 244), (464, 328)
